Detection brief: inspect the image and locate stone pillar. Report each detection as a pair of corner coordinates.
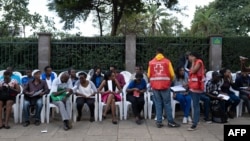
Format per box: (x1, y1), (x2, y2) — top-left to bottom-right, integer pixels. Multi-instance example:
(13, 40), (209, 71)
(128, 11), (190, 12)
(209, 35), (222, 71)
(37, 33), (52, 71)
(125, 34), (136, 73)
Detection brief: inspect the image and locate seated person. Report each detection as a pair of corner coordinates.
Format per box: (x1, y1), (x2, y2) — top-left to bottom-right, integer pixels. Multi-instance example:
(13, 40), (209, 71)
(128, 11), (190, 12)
(91, 67), (104, 88)
(23, 69), (49, 127)
(50, 72), (73, 131)
(21, 68), (34, 87)
(172, 66), (192, 124)
(74, 72), (97, 122)
(98, 71), (122, 124)
(41, 66), (56, 90)
(219, 68), (240, 118)
(206, 71), (228, 122)
(110, 65), (125, 88)
(68, 68), (78, 86)
(0, 66), (21, 85)
(0, 70), (21, 129)
(126, 72), (147, 125)
(235, 71), (250, 115)
(130, 65), (148, 83)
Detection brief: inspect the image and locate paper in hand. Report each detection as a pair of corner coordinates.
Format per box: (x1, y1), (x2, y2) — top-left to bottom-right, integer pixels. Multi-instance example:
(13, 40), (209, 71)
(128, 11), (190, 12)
(31, 89), (43, 97)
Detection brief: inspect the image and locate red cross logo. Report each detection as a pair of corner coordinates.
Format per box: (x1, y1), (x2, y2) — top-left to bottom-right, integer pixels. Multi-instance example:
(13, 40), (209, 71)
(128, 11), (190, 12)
(154, 64), (164, 74)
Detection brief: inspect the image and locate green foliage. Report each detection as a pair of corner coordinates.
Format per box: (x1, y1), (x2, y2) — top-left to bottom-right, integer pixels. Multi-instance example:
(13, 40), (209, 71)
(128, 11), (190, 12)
(50, 37), (125, 71)
(222, 37), (250, 71)
(1, 36), (249, 73)
(136, 37), (209, 70)
(0, 37), (38, 71)
(191, 0), (250, 36)
(47, 0), (179, 36)
(0, 0), (42, 37)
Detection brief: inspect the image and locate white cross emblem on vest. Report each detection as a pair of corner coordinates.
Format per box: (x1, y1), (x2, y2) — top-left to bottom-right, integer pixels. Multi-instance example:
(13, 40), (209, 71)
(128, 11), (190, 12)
(154, 64), (164, 74)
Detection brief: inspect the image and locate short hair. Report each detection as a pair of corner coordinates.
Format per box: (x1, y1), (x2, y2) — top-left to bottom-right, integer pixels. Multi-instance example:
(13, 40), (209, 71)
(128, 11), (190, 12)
(78, 72), (87, 78)
(3, 70), (12, 76)
(110, 65), (117, 70)
(44, 66), (52, 72)
(157, 48), (164, 54)
(135, 72), (143, 79)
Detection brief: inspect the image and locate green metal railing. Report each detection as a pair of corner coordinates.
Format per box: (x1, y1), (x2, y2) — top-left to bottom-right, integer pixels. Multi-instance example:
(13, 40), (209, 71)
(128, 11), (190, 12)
(0, 38), (38, 73)
(50, 37), (126, 72)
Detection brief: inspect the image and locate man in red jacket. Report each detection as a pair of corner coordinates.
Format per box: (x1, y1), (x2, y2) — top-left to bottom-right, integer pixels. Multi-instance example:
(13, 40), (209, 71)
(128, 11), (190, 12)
(148, 48), (180, 128)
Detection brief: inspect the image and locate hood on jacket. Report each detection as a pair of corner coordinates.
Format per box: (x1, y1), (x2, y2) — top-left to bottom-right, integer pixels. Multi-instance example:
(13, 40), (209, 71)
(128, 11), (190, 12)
(155, 53), (164, 61)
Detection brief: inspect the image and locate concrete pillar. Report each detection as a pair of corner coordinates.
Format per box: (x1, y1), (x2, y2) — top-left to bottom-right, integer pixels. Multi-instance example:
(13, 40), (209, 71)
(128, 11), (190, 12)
(209, 35), (222, 71)
(125, 34), (136, 73)
(37, 33), (52, 71)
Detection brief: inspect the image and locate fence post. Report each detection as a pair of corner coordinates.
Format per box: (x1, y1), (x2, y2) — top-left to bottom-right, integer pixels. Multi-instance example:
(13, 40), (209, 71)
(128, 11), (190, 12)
(209, 35), (222, 71)
(125, 34), (136, 73)
(37, 33), (52, 71)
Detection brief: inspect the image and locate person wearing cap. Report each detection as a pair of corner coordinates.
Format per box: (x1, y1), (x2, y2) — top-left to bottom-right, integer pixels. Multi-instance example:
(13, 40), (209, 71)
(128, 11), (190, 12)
(126, 72), (147, 125)
(23, 69), (49, 127)
(235, 71), (250, 115)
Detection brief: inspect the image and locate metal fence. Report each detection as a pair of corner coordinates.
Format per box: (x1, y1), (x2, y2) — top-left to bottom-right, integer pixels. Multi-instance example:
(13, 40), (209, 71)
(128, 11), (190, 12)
(136, 37), (210, 70)
(0, 38), (38, 73)
(50, 37), (126, 73)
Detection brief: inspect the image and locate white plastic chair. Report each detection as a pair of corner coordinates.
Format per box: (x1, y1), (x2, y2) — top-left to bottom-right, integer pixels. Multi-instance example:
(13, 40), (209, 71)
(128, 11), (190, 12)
(45, 92), (73, 123)
(13, 71), (22, 78)
(98, 88), (123, 121)
(0, 70), (6, 76)
(19, 94), (46, 123)
(123, 83), (147, 120)
(72, 94), (98, 122)
(120, 71), (132, 84)
(2, 85), (22, 124)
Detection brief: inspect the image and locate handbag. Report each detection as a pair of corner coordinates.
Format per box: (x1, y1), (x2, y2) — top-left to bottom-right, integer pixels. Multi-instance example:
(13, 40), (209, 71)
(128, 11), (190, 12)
(0, 84), (10, 100)
(50, 88), (67, 101)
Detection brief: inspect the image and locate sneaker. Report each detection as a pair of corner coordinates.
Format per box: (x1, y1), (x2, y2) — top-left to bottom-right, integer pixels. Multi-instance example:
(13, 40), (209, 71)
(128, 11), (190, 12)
(188, 116), (192, 124)
(155, 122), (164, 128)
(154, 116), (164, 121)
(23, 121), (30, 127)
(182, 117), (187, 124)
(168, 122), (180, 128)
(136, 119), (142, 125)
(188, 125), (197, 131)
(204, 118), (212, 124)
(34, 120), (41, 126)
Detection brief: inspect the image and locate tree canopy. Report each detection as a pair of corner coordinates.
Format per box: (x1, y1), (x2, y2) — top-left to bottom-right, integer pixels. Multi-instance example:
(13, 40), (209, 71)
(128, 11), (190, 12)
(47, 0), (179, 36)
(191, 0), (250, 36)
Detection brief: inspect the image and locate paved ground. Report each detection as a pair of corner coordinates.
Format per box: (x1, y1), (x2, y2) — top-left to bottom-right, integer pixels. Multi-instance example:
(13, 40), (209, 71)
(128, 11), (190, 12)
(0, 113), (249, 141)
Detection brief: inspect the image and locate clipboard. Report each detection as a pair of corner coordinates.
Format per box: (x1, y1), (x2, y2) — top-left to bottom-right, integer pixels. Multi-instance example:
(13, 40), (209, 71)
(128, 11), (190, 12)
(107, 80), (113, 91)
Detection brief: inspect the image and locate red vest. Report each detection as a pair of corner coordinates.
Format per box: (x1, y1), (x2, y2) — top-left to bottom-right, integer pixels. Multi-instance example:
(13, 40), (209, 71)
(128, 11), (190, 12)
(149, 58), (171, 90)
(188, 59), (205, 91)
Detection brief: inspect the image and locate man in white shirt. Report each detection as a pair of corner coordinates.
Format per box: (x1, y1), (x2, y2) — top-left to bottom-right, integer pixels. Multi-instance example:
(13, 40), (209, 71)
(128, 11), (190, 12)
(50, 72), (73, 130)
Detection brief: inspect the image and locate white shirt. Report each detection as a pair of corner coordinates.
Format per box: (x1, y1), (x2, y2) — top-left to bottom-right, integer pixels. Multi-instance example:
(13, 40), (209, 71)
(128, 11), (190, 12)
(50, 77), (73, 93)
(46, 78), (52, 90)
(78, 83), (93, 97)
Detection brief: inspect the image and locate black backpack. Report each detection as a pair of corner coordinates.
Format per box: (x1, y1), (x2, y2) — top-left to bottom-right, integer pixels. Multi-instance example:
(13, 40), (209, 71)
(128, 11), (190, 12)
(211, 100), (228, 123)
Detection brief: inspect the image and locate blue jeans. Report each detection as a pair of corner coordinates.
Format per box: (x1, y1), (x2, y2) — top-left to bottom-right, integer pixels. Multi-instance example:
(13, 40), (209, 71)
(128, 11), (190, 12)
(227, 91), (240, 111)
(200, 93), (211, 120)
(153, 88), (174, 123)
(190, 91), (201, 126)
(174, 93), (191, 118)
(23, 97), (43, 122)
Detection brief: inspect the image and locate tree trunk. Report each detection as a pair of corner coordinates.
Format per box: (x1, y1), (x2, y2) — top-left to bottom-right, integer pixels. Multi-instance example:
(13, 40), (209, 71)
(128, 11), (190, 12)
(96, 7), (103, 36)
(111, 0), (124, 36)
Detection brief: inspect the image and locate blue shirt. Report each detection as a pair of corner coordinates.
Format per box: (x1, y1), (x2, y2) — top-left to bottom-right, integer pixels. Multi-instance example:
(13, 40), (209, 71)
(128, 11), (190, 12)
(22, 76), (34, 86)
(127, 78), (147, 90)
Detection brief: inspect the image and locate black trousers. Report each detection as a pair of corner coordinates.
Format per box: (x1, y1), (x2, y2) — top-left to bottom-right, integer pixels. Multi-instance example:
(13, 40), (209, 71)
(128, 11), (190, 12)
(76, 97), (95, 117)
(126, 94), (145, 118)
